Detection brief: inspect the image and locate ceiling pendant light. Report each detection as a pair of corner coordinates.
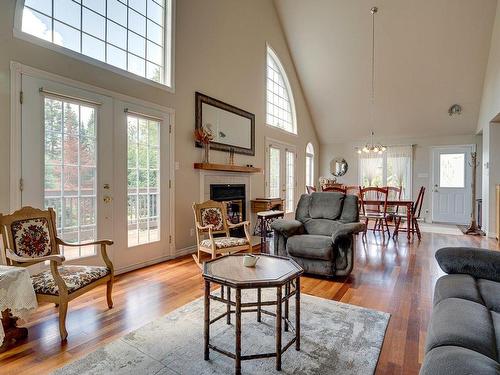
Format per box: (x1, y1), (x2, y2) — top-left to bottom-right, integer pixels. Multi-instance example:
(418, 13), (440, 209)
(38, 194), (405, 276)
(356, 6), (387, 155)
(357, 130), (387, 154)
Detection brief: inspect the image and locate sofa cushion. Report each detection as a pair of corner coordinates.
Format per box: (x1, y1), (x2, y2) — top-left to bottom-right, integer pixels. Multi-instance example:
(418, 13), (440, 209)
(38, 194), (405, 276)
(478, 279), (500, 313)
(436, 247), (500, 283)
(491, 311), (500, 360)
(339, 194), (359, 223)
(303, 218), (341, 236)
(295, 194), (312, 222)
(425, 297), (497, 361)
(286, 235), (333, 261)
(309, 192), (345, 220)
(433, 274), (483, 306)
(420, 346), (500, 375)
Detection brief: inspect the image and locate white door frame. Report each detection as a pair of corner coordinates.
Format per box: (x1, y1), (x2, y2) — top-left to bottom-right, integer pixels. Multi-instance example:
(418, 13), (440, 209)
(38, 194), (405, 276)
(430, 144), (475, 224)
(9, 62), (176, 272)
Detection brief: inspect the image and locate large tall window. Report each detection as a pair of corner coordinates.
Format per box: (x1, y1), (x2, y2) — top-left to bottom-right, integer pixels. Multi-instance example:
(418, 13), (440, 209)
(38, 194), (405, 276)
(266, 46), (296, 134)
(305, 142), (314, 188)
(19, 0), (172, 86)
(358, 146), (413, 199)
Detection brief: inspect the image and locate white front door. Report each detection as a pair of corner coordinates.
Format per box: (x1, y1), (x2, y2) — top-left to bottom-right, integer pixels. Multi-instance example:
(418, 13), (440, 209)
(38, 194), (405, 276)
(431, 145), (473, 224)
(19, 74), (172, 271)
(265, 139), (297, 214)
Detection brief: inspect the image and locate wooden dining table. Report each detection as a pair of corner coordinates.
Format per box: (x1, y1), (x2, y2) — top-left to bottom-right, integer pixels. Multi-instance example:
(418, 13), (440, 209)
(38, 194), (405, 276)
(362, 199), (415, 241)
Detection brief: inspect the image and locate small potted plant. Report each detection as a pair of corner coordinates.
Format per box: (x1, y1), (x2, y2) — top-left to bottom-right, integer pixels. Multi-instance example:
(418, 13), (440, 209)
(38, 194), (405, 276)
(194, 125), (213, 163)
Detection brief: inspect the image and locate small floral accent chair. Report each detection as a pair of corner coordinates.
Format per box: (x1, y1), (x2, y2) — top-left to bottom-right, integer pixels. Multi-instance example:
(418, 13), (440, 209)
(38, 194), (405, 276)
(0, 206), (114, 341)
(192, 200), (252, 267)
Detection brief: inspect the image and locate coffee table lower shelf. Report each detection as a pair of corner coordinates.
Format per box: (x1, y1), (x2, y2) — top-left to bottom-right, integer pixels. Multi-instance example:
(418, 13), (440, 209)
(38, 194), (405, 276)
(203, 278), (301, 375)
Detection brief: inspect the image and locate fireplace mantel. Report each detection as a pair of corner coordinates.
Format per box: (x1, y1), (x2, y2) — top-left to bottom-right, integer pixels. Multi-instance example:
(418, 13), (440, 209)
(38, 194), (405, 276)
(194, 163), (261, 173)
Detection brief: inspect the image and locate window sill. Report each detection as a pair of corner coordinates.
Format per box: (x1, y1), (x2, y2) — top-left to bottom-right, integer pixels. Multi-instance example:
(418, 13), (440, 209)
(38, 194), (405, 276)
(265, 123), (298, 136)
(13, 29), (175, 94)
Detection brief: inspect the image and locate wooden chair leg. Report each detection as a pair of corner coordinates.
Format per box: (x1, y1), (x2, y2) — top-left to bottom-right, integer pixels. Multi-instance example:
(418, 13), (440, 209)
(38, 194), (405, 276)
(414, 219), (422, 240)
(385, 218), (391, 238)
(393, 217), (400, 237)
(106, 278), (114, 309)
(58, 298), (69, 341)
(372, 219), (378, 233)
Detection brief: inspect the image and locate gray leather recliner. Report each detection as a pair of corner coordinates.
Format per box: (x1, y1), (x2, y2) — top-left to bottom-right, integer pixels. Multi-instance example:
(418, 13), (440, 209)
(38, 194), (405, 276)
(271, 192), (364, 277)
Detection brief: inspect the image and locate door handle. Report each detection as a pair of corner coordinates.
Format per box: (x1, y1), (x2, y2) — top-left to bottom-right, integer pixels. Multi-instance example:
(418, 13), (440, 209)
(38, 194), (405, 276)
(103, 196), (113, 203)
(433, 184), (439, 193)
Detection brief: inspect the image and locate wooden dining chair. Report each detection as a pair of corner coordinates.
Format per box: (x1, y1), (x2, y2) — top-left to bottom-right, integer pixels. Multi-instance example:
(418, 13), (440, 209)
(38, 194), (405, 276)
(359, 187), (390, 238)
(321, 183), (343, 191)
(192, 200), (252, 267)
(394, 186), (426, 240)
(345, 185), (361, 197)
(323, 186), (347, 194)
(0, 206), (114, 341)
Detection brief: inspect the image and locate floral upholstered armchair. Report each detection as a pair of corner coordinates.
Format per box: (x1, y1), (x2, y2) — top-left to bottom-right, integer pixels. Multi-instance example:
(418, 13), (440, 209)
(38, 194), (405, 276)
(0, 206), (114, 341)
(192, 200), (252, 267)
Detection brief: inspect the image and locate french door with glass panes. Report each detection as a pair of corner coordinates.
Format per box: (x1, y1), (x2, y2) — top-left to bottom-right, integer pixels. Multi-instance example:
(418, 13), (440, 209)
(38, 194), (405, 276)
(20, 74), (171, 270)
(265, 139), (297, 214)
(112, 102), (171, 271)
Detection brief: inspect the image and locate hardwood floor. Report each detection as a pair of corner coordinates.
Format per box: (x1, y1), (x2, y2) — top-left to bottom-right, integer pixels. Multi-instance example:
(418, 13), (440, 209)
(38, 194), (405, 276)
(1, 232), (498, 374)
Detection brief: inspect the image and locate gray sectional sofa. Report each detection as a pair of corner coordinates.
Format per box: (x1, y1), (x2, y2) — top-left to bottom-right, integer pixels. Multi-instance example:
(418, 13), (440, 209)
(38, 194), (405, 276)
(420, 247), (500, 374)
(271, 192), (364, 277)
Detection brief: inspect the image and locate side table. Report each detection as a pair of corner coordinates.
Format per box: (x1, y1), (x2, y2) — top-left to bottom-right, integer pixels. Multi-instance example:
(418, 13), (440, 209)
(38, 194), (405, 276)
(0, 265), (37, 350)
(256, 210), (285, 251)
(203, 254), (303, 375)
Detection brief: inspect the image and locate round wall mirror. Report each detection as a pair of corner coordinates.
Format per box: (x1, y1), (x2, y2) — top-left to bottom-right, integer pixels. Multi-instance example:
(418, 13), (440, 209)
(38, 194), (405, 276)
(331, 158), (348, 177)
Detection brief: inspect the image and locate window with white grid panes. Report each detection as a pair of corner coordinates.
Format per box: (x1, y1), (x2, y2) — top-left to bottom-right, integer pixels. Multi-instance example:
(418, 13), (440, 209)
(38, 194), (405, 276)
(20, 0), (171, 86)
(127, 114), (161, 246)
(268, 146), (281, 198)
(305, 142), (314, 188)
(266, 46), (296, 134)
(285, 150), (295, 212)
(44, 97), (97, 259)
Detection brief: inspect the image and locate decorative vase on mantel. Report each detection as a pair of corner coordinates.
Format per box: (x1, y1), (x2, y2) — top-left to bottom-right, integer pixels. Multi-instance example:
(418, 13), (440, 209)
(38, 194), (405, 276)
(202, 142), (210, 163)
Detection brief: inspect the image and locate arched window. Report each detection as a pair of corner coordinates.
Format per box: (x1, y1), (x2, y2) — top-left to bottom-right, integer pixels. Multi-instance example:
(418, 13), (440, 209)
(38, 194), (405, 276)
(266, 45), (296, 134)
(16, 0), (173, 87)
(305, 142), (314, 188)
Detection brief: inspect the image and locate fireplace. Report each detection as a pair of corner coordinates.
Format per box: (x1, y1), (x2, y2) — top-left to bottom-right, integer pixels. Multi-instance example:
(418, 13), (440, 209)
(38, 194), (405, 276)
(210, 184), (246, 237)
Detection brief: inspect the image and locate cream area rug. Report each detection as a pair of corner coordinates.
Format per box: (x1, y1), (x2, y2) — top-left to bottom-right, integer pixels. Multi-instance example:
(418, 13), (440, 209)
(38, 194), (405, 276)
(52, 289), (390, 375)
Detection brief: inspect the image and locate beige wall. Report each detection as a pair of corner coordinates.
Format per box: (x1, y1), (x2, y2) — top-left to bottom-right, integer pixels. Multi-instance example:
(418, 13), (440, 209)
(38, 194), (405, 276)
(0, 0), (319, 251)
(477, 1), (500, 237)
(319, 134), (482, 223)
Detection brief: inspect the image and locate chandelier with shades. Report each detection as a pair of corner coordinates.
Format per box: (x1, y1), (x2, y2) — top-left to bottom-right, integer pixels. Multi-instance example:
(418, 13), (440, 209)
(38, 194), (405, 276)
(356, 6), (387, 155)
(357, 130), (387, 154)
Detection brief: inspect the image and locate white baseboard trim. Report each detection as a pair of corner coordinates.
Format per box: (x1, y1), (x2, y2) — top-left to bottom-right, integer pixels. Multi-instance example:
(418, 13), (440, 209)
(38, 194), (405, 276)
(115, 254), (175, 275)
(115, 246), (197, 275)
(175, 245), (197, 257)
(487, 231), (497, 239)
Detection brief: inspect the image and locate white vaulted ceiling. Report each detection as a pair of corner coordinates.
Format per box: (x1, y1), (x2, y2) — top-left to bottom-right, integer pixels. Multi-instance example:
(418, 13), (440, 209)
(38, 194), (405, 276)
(274, 0), (497, 142)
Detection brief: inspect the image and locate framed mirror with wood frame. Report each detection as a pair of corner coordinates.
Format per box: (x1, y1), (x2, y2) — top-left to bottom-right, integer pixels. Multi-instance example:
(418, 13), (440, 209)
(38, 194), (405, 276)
(195, 92), (255, 156)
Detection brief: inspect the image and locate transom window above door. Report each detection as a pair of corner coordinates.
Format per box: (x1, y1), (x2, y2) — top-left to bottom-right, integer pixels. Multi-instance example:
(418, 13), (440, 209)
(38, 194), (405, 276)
(266, 45), (297, 134)
(17, 0), (173, 87)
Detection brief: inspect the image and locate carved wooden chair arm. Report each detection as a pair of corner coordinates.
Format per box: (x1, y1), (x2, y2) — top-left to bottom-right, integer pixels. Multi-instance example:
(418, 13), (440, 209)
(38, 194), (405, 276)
(6, 248), (65, 264)
(56, 238), (114, 272)
(56, 238), (113, 247)
(227, 220), (250, 229)
(196, 223), (214, 231)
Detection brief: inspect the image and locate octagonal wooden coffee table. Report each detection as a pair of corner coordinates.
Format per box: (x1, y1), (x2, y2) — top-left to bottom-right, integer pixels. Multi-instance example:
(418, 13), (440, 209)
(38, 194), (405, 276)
(203, 253), (303, 375)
